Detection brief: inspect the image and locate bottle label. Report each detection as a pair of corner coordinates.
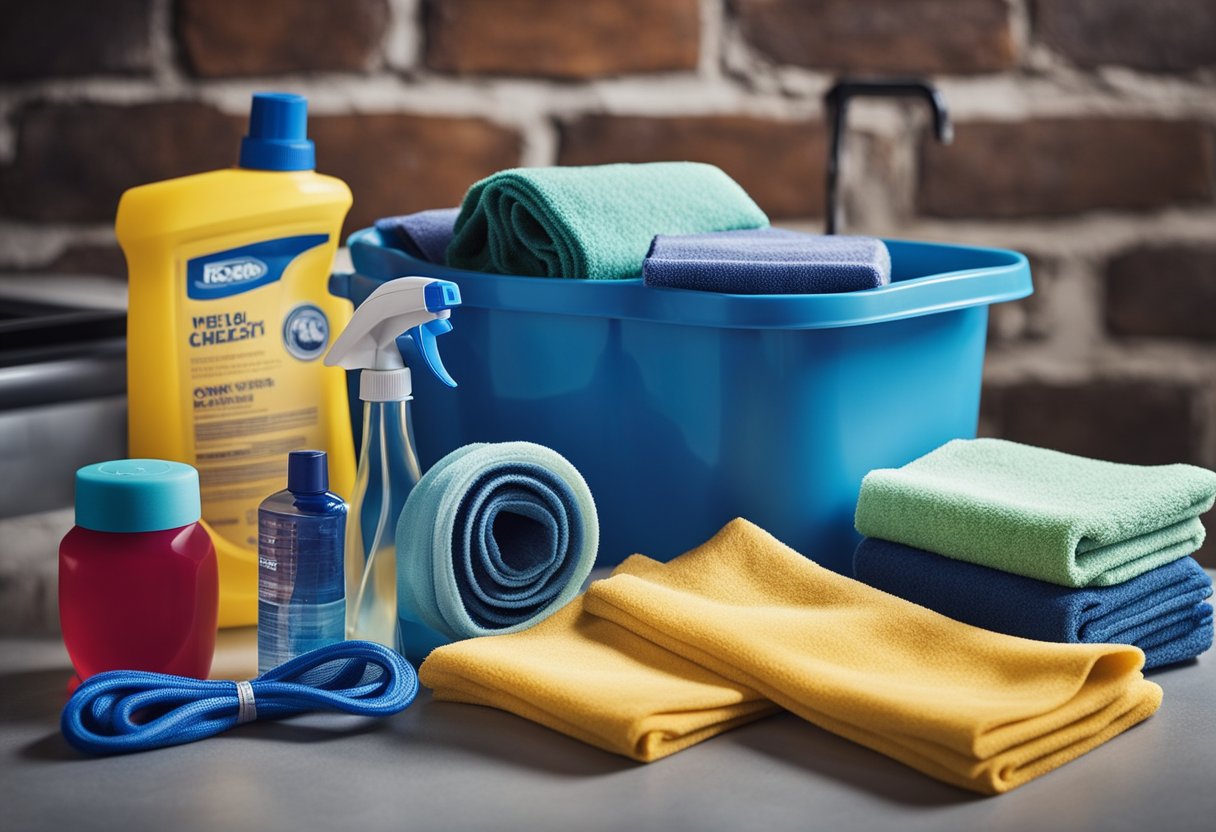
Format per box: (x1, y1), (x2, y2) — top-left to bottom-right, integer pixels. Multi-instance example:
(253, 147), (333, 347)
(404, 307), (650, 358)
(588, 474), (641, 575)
(186, 236), (328, 300)
(180, 233), (338, 551)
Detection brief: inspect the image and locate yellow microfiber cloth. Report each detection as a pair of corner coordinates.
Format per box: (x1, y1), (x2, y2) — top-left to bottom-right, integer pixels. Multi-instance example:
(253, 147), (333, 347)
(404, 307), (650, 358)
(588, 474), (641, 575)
(582, 519), (1163, 794)
(418, 598), (777, 762)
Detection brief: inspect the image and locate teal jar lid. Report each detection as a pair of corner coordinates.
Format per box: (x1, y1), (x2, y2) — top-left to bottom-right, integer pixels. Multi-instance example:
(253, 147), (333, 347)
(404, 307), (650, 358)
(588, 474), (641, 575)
(75, 459), (202, 533)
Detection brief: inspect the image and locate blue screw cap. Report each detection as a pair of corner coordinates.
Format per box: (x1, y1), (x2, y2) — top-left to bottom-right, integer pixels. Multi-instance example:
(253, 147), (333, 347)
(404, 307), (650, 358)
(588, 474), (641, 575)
(75, 459), (202, 533)
(239, 92), (315, 172)
(287, 450), (329, 494)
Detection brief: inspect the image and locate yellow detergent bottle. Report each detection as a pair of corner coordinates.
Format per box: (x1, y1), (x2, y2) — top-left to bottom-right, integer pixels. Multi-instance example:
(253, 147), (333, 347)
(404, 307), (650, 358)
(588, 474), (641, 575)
(116, 93), (356, 628)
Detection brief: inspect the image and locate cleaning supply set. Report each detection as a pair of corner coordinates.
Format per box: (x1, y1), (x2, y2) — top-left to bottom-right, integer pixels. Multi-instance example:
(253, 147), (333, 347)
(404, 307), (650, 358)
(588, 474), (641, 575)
(118, 92), (357, 628)
(853, 439), (1216, 667)
(55, 84), (1211, 798)
(257, 450), (348, 673)
(356, 155), (1202, 791)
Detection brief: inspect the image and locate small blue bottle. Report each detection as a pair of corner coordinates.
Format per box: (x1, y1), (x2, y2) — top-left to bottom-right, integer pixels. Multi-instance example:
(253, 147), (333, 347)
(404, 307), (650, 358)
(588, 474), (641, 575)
(258, 450), (347, 674)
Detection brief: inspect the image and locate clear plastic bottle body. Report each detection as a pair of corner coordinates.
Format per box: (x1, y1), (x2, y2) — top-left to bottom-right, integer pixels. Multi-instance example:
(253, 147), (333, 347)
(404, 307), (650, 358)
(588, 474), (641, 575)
(257, 489), (347, 674)
(346, 399), (422, 648)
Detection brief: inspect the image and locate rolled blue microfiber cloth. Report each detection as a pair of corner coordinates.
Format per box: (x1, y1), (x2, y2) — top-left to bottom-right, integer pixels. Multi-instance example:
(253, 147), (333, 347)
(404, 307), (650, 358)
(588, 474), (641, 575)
(374, 207), (460, 264)
(853, 537), (1214, 670)
(643, 228), (891, 294)
(396, 442), (598, 663)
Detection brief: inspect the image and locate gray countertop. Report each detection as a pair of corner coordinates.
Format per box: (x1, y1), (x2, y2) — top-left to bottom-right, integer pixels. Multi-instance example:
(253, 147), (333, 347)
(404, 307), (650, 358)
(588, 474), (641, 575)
(2, 622), (1214, 832)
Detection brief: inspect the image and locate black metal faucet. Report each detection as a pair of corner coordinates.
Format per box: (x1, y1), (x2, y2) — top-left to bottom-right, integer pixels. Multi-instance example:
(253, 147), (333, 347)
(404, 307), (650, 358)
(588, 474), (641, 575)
(823, 78), (953, 234)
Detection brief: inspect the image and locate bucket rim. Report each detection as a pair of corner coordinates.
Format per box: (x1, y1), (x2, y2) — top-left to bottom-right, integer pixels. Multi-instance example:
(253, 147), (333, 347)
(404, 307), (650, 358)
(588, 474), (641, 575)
(344, 227), (1032, 331)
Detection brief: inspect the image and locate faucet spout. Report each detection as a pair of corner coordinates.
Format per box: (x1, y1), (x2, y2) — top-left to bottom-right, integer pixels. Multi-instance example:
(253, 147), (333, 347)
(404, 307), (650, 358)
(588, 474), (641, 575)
(823, 78), (953, 234)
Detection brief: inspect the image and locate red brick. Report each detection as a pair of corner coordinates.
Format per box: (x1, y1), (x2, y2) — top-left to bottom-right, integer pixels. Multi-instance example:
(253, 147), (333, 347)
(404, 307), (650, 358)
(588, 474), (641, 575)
(310, 114), (522, 237)
(1106, 245), (1216, 340)
(1034, 0), (1216, 72)
(0, 103), (243, 222)
(919, 119), (1214, 219)
(558, 115), (822, 219)
(424, 0), (699, 79)
(734, 0), (1015, 74)
(980, 380), (1203, 465)
(177, 0), (389, 77)
(0, 0), (153, 81)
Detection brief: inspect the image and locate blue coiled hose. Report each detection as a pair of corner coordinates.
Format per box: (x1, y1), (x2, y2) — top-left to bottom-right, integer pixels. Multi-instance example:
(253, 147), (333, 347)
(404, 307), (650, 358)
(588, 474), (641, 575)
(61, 640), (418, 756)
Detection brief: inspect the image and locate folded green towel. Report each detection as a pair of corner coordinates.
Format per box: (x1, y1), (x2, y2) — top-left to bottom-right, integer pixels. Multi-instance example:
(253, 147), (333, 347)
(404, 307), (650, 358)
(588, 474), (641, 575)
(445, 163), (769, 280)
(855, 438), (1216, 588)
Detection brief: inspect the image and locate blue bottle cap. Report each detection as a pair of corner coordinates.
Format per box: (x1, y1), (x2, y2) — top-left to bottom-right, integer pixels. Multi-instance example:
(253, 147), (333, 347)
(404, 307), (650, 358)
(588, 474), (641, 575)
(75, 460), (202, 533)
(287, 450), (329, 494)
(238, 92), (315, 172)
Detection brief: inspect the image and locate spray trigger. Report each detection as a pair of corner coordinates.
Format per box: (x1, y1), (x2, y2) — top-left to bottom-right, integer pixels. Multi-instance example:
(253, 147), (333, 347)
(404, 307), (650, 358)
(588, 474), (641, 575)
(397, 319), (456, 388)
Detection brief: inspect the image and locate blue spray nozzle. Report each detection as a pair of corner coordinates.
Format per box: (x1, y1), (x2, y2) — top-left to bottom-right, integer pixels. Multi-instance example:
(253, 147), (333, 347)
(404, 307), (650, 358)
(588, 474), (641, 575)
(397, 319), (457, 388)
(326, 276), (461, 399)
(239, 92), (315, 172)
(424, 280), (461, 312)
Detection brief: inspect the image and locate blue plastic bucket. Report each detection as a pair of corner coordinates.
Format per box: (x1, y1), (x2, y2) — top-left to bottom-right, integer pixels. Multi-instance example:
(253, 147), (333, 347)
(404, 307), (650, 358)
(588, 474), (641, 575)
(334, 228), (1032, 574)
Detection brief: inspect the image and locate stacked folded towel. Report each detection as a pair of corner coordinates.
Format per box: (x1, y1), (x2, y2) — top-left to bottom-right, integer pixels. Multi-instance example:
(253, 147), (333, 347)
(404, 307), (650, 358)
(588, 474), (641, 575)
(854, 438), (1216, 668)
(643, 228), (891, 294)
(447, 163), (769, 279)
(421, 518), (1162, 794)
(373, 165), (890, 295)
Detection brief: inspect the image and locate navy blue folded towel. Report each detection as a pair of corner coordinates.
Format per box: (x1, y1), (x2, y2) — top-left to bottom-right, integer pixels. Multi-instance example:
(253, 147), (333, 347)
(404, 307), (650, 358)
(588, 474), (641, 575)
(642, 228), (891, 294)
(853, 537), (1213, 670)
(375, 207), (460, 264)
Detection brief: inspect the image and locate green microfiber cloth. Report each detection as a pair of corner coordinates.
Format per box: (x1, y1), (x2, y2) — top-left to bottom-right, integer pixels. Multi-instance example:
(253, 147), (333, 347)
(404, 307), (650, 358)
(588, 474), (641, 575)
(445, 163), (769, 279)
(855, 438), (1216, 588)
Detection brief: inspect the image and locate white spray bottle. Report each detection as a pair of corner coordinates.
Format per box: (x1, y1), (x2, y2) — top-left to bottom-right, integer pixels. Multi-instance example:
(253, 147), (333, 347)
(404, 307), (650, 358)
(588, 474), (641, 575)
(324, 276), (461, 648)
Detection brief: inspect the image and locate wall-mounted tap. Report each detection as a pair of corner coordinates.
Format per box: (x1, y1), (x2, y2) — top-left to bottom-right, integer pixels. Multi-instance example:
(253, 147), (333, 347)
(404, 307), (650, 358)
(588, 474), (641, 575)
(823, 78), (953, 234)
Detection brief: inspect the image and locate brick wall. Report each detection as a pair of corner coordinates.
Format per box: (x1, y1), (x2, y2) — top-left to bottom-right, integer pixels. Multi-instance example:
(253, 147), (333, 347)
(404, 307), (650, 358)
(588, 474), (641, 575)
(2, 0), (1214, 565)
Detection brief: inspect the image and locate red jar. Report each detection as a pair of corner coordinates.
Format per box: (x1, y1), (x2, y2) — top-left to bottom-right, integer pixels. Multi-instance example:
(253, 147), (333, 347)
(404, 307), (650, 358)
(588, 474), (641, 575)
(59, 460), (218, 685)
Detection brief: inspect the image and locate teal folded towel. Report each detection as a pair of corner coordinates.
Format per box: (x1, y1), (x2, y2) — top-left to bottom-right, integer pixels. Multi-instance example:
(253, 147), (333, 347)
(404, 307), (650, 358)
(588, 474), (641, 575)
(396, 442), (598, 663)
(855, 438), (1216, 588)
(445, 163), (769, 279)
